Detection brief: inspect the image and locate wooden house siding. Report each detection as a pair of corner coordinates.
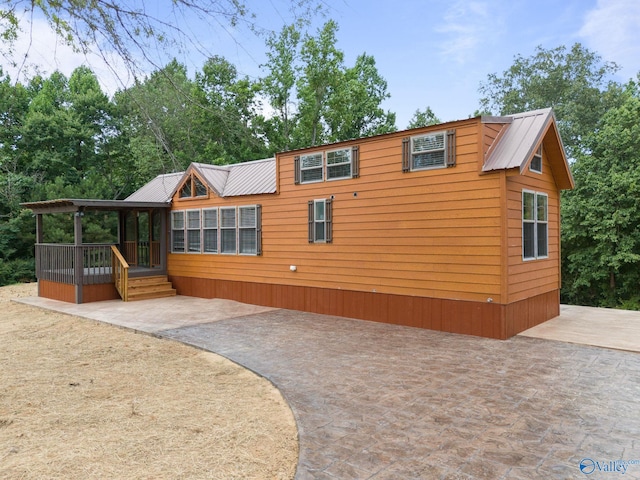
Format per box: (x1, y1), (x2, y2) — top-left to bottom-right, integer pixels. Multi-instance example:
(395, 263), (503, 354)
(505, 146), (561, 304)
(168, 119), (506, 304)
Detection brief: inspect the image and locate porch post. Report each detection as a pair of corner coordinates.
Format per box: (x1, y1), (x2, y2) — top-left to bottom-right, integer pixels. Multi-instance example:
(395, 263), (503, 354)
(74, 210), (84, 304)
(160, 209), (167, 274)
(35, 214), (43, 297)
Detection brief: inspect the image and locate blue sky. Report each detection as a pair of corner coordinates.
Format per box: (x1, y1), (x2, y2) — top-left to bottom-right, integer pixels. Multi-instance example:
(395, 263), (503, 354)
(5, 0), (640, 129)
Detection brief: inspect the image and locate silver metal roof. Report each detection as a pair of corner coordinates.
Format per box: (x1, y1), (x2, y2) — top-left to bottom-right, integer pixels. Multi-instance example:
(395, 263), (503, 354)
(126, 157), (276, 202)
(125, 172), (184, 202)
(482, 108), (553, 172)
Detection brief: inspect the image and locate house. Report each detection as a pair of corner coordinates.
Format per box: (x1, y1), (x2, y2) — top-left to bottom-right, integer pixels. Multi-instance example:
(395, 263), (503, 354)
(22, 108), (574, 339)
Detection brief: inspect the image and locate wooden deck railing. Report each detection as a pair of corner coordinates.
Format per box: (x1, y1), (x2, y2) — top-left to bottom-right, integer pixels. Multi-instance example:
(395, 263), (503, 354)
(35, 243), (115, 285)
(111, 245), (129, 301)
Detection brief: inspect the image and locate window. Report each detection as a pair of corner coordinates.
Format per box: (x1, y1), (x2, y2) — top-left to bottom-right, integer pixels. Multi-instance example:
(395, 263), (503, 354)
(530, 145), (542, 173)
(186, 210), (201, 253)
(239, 206), (258, 254)
(402, 130), (456, 172)
(171, 211), (185, 253)
(220, 207), (237, 254)
(326, 148), (352, 180)
(178, 174), (208, 198)
(295, 146), (359, 184)
(308, 199), (332, 243)
(171, 206), (261, 255)
(300, 153), (324, 183)
(203, 208), (218, 253)
(411, 132), (445, 170)
(523, 191), (548, 260)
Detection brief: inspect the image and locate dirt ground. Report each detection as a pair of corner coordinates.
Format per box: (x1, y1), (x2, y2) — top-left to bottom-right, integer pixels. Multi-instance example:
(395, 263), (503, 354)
(0, 283), (298, 479)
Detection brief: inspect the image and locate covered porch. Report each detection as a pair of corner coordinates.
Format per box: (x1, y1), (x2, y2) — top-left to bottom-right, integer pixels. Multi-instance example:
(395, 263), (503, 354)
(21, 199), (174, 304)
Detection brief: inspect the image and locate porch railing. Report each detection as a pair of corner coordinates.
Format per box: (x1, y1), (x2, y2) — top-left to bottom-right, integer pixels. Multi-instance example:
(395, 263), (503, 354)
(111, 245), (129, 301)
(35, 243), (116, 285)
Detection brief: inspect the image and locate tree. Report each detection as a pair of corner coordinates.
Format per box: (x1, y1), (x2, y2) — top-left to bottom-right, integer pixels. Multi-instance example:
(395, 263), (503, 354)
(478, 43), (622, 159)
(262, 24), (301, 152)
(325, 53), (396, 141)
(296, 20), (344, 146)
(561, 77), (640, 308)
(407, 107), (441, 129)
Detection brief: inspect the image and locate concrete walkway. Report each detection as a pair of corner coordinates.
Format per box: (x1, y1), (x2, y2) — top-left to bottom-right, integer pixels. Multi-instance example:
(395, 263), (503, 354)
(16, 296), (640, 479)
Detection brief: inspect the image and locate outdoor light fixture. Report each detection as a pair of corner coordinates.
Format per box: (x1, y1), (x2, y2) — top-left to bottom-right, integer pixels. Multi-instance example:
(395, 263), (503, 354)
(290, 265), (297, 272)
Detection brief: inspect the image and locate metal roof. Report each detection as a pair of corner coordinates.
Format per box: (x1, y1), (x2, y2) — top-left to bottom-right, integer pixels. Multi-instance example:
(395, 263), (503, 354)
(125, 172), (183, 203)
(482, 108), (553, 173)
(127, 158), (276, 202)
(220, 158), (276, 197)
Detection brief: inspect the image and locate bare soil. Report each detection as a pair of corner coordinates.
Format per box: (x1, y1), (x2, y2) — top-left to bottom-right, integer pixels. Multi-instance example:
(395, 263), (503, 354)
(0, 283), (298, 479)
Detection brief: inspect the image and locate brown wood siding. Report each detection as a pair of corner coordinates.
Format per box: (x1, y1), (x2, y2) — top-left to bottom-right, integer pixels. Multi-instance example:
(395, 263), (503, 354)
(172, 276), (558, 339)
(83, 283), (120, 303)
(506, 146), (561, 303)
(39, 279), (75, 303)
(168, 119), (506, 304)
(482, 122), (506, 156)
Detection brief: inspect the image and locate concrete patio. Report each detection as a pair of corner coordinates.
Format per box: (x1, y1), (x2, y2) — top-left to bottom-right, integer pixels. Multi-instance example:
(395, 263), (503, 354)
(16, 295), (640, 479)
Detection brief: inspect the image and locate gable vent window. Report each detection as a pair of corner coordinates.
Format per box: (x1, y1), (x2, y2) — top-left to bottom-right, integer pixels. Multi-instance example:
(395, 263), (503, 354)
(530, 145), (542, 173)
(179, 174), (208, 198)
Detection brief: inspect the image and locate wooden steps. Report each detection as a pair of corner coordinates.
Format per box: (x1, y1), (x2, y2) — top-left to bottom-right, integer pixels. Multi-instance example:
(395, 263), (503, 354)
(126, 275), (176, 301)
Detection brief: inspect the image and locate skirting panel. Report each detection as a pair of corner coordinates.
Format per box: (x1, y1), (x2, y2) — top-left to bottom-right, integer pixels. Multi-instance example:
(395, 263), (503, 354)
(170, 276), (561, 339)
(83, 283), (120, 303)
(39, 280), (75, 303)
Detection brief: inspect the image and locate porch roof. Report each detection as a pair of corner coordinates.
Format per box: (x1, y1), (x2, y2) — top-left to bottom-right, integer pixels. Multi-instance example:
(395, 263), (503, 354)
(21, 198), (171, 214)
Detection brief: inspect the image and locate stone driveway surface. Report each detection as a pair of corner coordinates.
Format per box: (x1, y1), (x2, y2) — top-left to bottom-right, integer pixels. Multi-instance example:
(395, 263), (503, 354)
(160, 309), (640, 480)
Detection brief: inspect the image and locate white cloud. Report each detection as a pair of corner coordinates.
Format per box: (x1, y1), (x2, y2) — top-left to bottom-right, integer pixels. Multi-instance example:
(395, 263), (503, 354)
(437, 1), (502, 64)
(579, 0), (640, 80)
(3, 16), (132, 96)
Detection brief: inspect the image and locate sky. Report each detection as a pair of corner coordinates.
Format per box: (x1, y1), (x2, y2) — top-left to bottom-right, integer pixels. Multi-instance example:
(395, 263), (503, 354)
(3, 0), (640, 129)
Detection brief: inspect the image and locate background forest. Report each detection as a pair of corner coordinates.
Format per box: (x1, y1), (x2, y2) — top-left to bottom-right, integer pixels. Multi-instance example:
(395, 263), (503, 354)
(0, 19), (639, 310)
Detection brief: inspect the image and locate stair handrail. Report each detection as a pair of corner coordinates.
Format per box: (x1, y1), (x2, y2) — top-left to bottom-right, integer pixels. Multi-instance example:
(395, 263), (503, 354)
(111, 245), (130, 301)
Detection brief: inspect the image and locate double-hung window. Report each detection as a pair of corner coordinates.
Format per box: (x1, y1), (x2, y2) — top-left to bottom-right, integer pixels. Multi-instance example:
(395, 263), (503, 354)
(220, 207), (237, 254)
(203, 208), (218, 253)
(171, 211), (185, 253)
(186, 210), (201, 253)
(523, 190), (548, 260)
(300, 153), (324, 183)
(238, 206), (258, 254)
(326, 148), (352, 180)
(411, 132), (446, 170)
(308, 199), (332, 243)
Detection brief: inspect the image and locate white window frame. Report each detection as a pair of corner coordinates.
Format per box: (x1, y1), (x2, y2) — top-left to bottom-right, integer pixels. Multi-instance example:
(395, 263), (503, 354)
(410, 131), (447, 171)
(313, 199), (327, 243)
(530, 145), (543, 174)
(522, 190), (548, 261)
(238, 205), (258, 255)
(300, 152), (324, 184)
(202, 208), (218, 254)
(326, 148), (352, 180)
(220, 207), (237, 254)
(171, 211), (185, 253)
(186, 209), (201, 253)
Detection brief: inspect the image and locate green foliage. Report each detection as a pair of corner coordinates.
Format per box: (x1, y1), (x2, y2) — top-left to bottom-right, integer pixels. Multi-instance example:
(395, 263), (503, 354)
(478, 43), (623, 159)
(561, 78), (640, 307)
(407, 107), (441, 129)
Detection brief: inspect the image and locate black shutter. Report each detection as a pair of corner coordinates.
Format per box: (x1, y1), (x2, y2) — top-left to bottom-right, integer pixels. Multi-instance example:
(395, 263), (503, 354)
(325, 198), (332, 243)
(446, 130), (456, 167)
(294, 156), (301, 184)
(402, 137), (410, 172)
(256, 204), (262, 256)
(352, 145), (360, 178)
(308, 200), (314, 243)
